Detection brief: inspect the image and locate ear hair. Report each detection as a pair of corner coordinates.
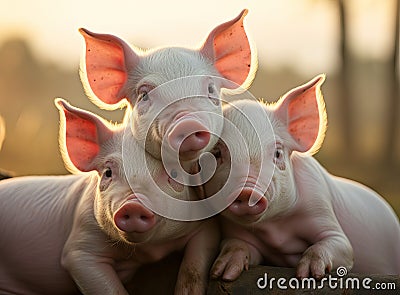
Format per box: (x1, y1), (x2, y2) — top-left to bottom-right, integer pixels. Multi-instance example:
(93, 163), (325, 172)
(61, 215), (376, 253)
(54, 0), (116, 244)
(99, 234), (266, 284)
(273, 74), (327, 155)
(79, 28), (139, 110)
(54, 98), (116, 173)
(199, 9), (257, 90)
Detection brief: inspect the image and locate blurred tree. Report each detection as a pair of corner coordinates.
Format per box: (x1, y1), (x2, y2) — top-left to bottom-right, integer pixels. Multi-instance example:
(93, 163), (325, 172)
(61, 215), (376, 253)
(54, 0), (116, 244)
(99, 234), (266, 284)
(338, 0), (353, 156)
(385, 0), (399, 165)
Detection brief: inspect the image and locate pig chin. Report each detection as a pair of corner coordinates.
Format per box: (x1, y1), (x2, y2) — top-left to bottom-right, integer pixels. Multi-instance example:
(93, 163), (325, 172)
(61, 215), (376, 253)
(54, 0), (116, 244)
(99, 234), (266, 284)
(117, 226), (159, 244)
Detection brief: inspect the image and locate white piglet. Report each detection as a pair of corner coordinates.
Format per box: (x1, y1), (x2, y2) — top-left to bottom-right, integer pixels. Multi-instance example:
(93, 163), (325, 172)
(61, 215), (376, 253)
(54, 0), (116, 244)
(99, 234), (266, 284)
(0, 99), (219, 294)
(204, 75), (400, 280)
(79, 10), (255, 164)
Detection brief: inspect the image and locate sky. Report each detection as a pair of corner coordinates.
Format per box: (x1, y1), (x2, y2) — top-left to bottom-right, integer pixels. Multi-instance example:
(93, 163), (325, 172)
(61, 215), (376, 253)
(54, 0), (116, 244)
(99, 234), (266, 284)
(0, 0), (397, 75)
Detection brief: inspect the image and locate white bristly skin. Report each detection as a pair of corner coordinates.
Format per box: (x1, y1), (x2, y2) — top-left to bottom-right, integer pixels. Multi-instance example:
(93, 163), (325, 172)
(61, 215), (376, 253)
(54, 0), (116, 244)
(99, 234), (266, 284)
(205, 75), (400, 280)
(79, 10), (257, 169)
(0, 99), (219, 295)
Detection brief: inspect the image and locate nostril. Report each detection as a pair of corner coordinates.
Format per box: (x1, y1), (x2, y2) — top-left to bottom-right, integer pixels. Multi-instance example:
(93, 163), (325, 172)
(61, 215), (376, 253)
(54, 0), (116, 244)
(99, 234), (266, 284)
(195, 131), (210, 141)
(114, 199), (156, 233)
(196, 131), (205, 136)
(193, 131), (210, 146)
(122, 213), (149, 222)
(234, 199), (243, 204)
(228, 188), (268, 216)
(140, 215), (149, 221)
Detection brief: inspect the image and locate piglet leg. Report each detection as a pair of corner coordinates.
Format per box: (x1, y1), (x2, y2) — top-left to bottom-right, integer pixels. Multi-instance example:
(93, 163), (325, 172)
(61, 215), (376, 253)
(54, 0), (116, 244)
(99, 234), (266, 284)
(61, 199), (132, 295)
(174, 219), (220, 295)
(296, 234), (354, 279)
(210, 221), (263, 281)
(210, 238), (251, 281)
(62, 249), (130, 295)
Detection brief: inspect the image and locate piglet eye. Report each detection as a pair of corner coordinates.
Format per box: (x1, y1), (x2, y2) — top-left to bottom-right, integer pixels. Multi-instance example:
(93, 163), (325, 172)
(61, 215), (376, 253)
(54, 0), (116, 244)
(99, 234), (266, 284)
(208, 83), (214, 94)
(100, 166), (114, 191)
(273, 146), (286, 170)
(138, 91), (149, 102)
(208, 83), (220, 106)
(137, 85), (152, 103)
(275, 149), (283, 159)
(105, 168), (112, 178)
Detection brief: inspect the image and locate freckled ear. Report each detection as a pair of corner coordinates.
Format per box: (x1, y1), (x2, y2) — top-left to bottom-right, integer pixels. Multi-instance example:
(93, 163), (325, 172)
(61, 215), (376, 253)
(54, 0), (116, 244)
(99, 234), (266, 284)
(199, 9), (256, 89)
(274, 74), (327, 154)
(55, 98), (114, 173)
(79, 28), (140, 109)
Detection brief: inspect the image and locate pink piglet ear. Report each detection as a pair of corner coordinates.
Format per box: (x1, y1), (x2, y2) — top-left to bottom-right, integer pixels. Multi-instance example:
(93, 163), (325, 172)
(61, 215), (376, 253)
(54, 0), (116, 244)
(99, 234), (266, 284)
(79, 28), (140, 109)
(200, 9), (255, 89)
(274, 74), (327, 154)
(55, 98), (114, 173)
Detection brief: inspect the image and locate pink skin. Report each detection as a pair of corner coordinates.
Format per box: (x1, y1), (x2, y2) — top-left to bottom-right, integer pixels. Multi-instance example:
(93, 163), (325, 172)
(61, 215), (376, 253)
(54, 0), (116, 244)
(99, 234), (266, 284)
(205, 75), (400, 280)
(167, 117), (211, 153)
(79, 10), (255, 162)
(228, 188), (267, 217)
(113, 195), (156, 233)
(0, 99), (219, 295)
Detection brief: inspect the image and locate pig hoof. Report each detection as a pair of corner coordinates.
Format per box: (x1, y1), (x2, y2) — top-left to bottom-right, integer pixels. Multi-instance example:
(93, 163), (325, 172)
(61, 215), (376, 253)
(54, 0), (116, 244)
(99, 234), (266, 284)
(211, 239), (249, 281)
(296, 247), (332, 279)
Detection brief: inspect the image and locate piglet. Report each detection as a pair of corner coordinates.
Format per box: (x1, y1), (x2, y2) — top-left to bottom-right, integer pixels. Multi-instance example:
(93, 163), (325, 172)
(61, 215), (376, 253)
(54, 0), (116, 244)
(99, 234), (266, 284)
(0, 99), (219, 295)
(204, 75), (400, 280)
(79, 10), (255, 164)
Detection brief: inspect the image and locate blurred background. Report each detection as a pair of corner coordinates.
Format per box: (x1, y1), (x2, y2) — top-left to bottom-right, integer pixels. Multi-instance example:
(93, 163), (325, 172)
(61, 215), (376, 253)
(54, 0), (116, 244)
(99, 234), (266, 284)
(0, 0), (399, 215)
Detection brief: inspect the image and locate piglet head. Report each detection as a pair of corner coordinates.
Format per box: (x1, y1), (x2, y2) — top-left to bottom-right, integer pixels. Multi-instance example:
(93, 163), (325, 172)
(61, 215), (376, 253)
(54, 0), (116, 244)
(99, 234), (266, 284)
(204, 75), (327, 224)
(79, 9), (254, 108)
(55, 99), (157, 243)
(121, 136), (201, 240)
(56, 99), (200, 243)
(79, 10), (255, 163)
(203, 101), (274, 224)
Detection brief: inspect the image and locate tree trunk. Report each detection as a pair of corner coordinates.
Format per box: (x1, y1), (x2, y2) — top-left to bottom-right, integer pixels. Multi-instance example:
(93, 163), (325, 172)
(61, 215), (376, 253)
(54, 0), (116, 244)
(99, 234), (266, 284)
(338, 0), (353, 158)
(385, 0), (400, 166)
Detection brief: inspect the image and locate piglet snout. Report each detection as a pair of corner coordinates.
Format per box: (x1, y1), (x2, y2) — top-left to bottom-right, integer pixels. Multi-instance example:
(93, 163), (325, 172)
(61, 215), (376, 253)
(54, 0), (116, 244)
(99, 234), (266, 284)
(114, 198), (156, 233)
(229, 188), (267, 216)
(167, 117), (210, 153)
